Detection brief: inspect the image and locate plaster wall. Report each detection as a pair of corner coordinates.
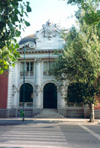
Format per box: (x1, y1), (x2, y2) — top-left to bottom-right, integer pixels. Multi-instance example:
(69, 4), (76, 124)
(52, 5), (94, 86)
(0, 73), (8, 109)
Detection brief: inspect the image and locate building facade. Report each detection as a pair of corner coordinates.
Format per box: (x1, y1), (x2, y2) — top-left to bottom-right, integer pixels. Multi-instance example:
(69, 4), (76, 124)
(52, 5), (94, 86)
(6, 20), (68, 117)
(0, 20), (100, 118)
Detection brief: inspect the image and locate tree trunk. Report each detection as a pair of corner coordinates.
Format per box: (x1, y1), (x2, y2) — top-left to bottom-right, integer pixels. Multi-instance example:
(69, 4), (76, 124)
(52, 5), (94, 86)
(89, 103), (95, 122)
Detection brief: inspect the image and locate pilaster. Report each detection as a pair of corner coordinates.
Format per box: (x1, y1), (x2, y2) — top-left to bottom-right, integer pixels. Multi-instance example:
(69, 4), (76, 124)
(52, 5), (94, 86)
(13, 63), (19, 108)
(7, 66), (14, 109)
(34, 59), (42, 108)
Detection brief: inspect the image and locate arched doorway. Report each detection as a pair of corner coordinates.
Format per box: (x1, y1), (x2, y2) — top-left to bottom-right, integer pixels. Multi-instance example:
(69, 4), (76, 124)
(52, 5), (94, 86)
(20, 83), (33, 103)
(43, 83), (57, 108)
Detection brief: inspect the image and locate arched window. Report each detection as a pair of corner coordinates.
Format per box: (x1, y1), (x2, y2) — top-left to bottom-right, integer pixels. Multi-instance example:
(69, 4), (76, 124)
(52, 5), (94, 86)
(20, 83), (33, 102)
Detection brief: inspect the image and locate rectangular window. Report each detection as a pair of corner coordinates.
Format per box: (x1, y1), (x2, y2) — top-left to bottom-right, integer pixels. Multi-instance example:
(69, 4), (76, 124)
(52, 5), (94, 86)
(26, 62), (29, 71)
(20, 62), (34, 76)
(43, 61), (54, 76)
(44, 62), (49, 72)
(20, 62), (24, 71)
(30, 62), (33, 71)
(50, 61), (54, 69)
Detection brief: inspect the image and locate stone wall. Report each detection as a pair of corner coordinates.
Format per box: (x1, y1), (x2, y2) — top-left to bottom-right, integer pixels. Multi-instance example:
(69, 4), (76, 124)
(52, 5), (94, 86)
(0, 108), (100, 118)
(58, 107), (84, 118)
(94, 110), (100, 119)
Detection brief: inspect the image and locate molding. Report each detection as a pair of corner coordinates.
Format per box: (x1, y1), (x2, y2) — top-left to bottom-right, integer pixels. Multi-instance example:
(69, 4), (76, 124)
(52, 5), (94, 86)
(41, 80), (59, 91)
(17, 81), (35, 92)
(18, 49), (62, 54)
(34, 58), (42, 63)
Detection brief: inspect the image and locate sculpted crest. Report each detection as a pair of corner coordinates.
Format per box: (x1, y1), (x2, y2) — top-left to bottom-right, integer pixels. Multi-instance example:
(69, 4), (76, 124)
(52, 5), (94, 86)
(42, 20), (57, 39)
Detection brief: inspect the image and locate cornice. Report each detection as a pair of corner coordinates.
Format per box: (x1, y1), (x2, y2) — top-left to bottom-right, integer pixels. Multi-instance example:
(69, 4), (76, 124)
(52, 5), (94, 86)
(18, 49), (62, 54)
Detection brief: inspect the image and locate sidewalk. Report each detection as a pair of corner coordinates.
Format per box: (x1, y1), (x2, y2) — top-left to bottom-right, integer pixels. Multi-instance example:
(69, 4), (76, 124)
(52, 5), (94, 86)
(0, 117), (100, 125)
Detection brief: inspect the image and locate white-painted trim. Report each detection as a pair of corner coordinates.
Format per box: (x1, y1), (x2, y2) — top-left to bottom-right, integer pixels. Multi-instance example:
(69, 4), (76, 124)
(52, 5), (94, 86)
(41, 80), (59, 91)
(17, 81), (35, 92)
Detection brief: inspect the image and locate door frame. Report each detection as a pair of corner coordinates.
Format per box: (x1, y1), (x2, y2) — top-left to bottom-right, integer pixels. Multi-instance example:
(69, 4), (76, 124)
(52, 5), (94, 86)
(43, 82), (57, 108)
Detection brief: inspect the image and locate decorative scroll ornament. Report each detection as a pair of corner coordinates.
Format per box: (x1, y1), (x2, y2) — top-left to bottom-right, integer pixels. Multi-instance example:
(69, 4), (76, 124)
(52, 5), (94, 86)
(34, 85), (42, 96)
(28, 42), (36, 49)
(42, 20), (57, 39)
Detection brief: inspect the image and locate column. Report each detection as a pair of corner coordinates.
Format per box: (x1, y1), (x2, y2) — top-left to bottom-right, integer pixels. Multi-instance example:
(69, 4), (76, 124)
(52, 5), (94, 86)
(34, 59), (42, 108)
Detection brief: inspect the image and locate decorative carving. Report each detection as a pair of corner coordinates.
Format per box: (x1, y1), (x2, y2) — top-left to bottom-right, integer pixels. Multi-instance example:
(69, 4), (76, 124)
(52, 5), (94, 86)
(12, 85), (17, 96)
(18, 42), (36, 52)
(42, 20), (57, 39)
(34, 58), (41, 63)
(28, 42), (36, 48)
(34, 85), (42, 96)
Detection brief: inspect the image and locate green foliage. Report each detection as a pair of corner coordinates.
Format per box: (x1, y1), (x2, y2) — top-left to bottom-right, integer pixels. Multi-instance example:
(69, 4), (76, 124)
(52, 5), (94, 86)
(67, 0), (84, 5)
(67, 82), (85, 105)
(67, 0), (100, 26)
(52, 23), (100, 84)
(25, 21), (30, 26)
(66, 82), (96, 105)
(51, 0), (100, 106)
(0, 0), (32, 74)
(82, 1), (100, 25)
(67, 0), (100, 5)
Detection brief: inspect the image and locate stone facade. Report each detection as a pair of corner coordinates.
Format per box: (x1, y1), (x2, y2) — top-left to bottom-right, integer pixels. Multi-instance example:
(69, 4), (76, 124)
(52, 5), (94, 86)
(0, 20), (100, 118)
(6, 20), (67, 117)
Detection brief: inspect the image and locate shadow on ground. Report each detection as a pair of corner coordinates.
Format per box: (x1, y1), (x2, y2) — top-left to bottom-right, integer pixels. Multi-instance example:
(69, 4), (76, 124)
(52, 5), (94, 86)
(0, 118), (64, 126)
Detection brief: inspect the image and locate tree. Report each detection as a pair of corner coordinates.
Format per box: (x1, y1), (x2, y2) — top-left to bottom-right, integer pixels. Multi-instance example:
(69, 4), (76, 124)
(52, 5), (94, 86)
(67, 82), (85, 106)
(67, 0), (100, 5)
(67, 0), (100, 25)
(0, 0), (31, 74)
(51, 1), (100, 122)
(67, 82), (96, 120)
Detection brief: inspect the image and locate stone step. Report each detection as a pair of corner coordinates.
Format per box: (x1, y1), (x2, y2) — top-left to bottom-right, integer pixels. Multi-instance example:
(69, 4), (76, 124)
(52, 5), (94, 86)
(34, 109), (65, 118)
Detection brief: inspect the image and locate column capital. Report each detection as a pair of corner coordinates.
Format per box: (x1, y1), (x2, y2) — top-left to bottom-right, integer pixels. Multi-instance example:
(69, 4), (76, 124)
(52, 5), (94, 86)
(34, 58), (42, 63)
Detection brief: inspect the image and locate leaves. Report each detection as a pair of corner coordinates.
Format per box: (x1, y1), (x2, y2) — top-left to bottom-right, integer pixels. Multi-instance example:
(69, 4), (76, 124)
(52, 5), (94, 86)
(27, 5), (32, 12)
(51, 0), (100, 106)
(67, 0), (100, 5)
(0, 0), (32, 74)
(15, 30), (21, 37)
(25, 21), (30, 26)
(67, 0), (100, 26)
(67, 82), (95, 106)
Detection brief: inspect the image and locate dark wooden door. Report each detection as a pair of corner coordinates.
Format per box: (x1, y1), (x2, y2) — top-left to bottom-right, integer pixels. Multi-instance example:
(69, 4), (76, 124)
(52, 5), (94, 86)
(43, 83), (57, 108)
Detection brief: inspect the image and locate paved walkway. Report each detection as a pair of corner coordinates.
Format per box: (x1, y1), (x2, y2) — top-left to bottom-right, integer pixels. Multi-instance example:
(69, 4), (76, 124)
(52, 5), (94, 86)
(0, 118), (100, 125)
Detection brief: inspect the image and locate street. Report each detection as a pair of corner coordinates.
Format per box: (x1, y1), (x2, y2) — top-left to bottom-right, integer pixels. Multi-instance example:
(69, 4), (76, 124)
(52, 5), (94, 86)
(0, 119), (100, 148)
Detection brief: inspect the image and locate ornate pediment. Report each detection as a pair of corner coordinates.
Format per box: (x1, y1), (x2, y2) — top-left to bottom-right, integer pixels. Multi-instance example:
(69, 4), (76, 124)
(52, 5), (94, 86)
(42, 20), (57, 39)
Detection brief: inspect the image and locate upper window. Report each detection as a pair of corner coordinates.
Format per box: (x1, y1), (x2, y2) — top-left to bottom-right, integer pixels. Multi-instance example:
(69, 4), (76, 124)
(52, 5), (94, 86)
(43, 61), (54, 76)
(20, 62), (34, 76)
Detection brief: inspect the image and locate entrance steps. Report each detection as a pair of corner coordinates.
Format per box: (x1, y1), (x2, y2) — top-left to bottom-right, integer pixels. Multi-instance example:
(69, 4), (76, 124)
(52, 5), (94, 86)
(34, 109), (65, 118)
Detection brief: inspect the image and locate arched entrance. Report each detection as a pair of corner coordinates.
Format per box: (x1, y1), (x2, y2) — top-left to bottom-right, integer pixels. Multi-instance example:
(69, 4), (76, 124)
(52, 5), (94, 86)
(20, 83), (33, 103)
(43, 83), (57, 108)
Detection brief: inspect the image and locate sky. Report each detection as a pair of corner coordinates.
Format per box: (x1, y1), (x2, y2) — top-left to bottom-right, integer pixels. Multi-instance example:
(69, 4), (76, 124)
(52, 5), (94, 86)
(19, 0), (78, 41)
